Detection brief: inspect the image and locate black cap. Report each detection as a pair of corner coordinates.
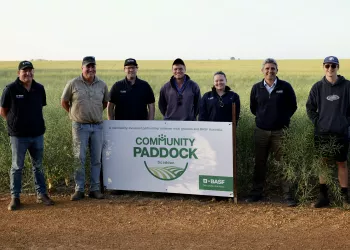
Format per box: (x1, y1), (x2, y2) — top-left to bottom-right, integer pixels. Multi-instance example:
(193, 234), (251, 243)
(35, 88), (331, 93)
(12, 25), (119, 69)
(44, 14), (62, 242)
(124, 58), (138, 67)
(172, 58), (185, 67)
(82, 56), (96, 67)
(18, 61), (34, 70)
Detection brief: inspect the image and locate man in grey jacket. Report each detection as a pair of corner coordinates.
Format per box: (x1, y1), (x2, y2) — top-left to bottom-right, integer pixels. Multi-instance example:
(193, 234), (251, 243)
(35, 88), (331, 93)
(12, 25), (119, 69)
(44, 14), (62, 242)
(306, 56), (350, 208)
(158, 58), (201, 120)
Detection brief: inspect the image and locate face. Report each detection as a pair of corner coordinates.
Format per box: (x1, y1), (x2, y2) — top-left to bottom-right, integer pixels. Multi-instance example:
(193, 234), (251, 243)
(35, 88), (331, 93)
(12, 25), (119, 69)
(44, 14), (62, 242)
(82, 63), (96, 80)
(124, 65), (138, 80)
(213, 74), (226, 91)
(18, 68), (34, 84)
(323, 63), (339, 78)
(262, 63), (278, 81)
(172, 64), (186, 80)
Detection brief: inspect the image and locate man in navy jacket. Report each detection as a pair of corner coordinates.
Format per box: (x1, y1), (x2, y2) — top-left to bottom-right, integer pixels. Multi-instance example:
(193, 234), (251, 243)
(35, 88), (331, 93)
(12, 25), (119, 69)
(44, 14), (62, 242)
(247, 58), (297, 206)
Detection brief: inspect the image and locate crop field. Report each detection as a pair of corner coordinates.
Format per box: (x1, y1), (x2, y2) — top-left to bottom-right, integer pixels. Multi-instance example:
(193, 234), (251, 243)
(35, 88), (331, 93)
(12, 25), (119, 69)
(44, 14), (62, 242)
(1, 59), (350, 202)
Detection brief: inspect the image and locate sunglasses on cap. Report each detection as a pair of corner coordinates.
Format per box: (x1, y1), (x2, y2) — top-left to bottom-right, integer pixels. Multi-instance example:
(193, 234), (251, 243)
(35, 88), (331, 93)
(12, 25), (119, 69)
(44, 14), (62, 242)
(324, 64), (337, 69)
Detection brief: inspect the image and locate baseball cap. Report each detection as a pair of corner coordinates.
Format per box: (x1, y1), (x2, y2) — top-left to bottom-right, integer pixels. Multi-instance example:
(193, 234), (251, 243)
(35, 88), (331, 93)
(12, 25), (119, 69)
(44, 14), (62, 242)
(323, 56), (339, 65)
(18, 61), (34, 70)
(124, 58), (138, 67)
(82, 56), (96, 67)
(172, 58), (185, 67)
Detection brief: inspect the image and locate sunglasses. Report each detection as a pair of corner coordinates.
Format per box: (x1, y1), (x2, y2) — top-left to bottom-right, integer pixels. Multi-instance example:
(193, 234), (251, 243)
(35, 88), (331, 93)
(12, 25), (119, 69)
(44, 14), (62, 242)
(177, 94), (183, 106)
(324, 64), (337, 69)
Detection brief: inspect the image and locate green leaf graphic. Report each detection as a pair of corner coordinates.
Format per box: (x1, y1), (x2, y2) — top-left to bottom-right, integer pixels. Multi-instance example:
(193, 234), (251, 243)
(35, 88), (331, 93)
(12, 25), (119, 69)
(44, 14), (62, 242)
(144, 162), (188, 181)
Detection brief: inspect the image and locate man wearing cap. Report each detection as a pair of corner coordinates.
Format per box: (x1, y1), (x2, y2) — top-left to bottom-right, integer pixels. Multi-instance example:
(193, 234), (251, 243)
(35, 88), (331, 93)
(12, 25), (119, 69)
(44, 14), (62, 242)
(158, 58), (201, 120)
(246, 58), (297, 206)
(61, 56), (109, 201)
(306, 56), (350, 208)
(0, 61), (54, 210)
(107, 58), (155, 120)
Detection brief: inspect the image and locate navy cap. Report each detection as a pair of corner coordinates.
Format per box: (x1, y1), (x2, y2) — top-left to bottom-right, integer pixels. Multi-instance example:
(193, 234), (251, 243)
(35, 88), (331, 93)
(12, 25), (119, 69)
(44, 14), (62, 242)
(323, 56), (339, 65)
(18, 61), (34, 70)
(124, 58), (138, 67)
(172, 58), (185, 67)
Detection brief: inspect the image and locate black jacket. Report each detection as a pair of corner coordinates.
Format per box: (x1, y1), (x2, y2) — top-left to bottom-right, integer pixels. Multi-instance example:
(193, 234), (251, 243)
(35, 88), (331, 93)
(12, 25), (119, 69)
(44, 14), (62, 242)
(306, 75), (350, 135)
(250, 77), (297, 130)
(199, 86), (240, 123)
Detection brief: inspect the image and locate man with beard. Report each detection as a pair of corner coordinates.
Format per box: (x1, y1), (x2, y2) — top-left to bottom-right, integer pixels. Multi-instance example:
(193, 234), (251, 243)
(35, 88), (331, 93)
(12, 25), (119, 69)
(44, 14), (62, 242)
(158, 58), (201, 120)
(107, 58), (155, 120)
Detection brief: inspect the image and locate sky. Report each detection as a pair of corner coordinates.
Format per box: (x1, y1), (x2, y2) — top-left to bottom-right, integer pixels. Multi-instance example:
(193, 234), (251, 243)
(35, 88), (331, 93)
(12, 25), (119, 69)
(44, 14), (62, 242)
(1, 0), (349, 61)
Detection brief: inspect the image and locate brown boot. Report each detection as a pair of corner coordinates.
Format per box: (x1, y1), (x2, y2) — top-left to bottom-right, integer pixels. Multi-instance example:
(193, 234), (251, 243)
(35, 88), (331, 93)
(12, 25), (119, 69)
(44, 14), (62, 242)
(37, 194), (54, 206)
(89, 190), (104, 199)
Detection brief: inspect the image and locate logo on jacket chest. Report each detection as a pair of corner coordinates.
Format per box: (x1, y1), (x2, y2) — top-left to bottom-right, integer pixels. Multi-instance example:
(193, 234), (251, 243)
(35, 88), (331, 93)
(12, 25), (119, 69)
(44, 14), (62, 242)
(276, 90), (283, 94)
(16, 95), (24, 99)
(326, 95), (340, 101)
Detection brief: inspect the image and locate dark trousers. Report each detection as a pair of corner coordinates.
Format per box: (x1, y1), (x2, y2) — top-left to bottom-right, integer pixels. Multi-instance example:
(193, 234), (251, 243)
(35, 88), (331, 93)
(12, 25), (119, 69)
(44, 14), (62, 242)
(251, 127), (290, 197)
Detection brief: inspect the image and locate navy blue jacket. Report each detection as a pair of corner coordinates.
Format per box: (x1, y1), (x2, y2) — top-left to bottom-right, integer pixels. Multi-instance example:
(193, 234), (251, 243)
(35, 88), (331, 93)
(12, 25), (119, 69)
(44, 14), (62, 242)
(250, 77), (297, 130)
(306, 75), (350, 136)
(199, 86), (240, 123)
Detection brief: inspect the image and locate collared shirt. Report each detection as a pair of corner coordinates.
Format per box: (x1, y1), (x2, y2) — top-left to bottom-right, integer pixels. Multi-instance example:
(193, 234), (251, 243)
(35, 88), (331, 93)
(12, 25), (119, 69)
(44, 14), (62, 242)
(109, 77), (155, 120)
(264, 78), (277, 94)
(61, 74), (109, 123)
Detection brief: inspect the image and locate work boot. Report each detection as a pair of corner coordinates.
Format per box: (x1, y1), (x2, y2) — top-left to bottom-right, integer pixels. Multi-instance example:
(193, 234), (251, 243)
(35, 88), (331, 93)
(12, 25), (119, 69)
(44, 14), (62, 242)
(313, 193), (330, 208)
(89, 190), (104, 199)
(341, 189), (350, 209)
(37, 194), (54, 206)
(8, 198), (21, 211)
(70, 191), (85, 201)
(283, 193), (297, 207)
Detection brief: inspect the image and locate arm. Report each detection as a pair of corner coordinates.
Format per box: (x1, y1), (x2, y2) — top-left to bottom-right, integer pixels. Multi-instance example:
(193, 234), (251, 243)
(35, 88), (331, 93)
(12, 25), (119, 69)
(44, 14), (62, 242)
(147, 103), (155, 120)
(193, 85), (201, 119)
(107, 102), (115, 120)
(61, 100), (70, 113)
(103, 102), (107, 110)
(0, 107), (8, 119)
(158, 86), (167, 117)
(249, 85), (257, 116)
(233, 93), (241, 125)
(306, 85), (318, 125)
(103, 84), (109, 110)
(286, 84), (297, 117)
(198, 94), (208, 121)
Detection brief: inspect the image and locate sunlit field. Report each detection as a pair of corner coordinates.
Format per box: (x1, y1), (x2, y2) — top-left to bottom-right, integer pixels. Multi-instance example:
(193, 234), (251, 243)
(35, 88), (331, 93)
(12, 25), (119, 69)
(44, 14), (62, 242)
(1, 59), (349, 202)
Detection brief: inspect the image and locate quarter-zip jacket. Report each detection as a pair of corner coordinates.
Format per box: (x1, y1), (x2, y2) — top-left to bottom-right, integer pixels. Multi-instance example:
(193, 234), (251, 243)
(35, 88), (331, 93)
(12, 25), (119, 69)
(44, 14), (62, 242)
(250, 77), (297, 130)
(199, 86), (240, 123)
(306, 75), (350, 136)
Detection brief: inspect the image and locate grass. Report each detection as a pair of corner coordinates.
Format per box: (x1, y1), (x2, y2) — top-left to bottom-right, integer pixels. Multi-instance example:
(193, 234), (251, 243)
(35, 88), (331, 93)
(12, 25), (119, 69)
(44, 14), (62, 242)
(0, 59), (349, 204)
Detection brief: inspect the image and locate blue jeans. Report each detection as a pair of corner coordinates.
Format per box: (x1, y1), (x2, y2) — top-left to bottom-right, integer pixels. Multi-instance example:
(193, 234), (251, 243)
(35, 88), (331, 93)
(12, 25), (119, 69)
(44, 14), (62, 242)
(72, 122), (103, 192)
(10, 135), (47, 198)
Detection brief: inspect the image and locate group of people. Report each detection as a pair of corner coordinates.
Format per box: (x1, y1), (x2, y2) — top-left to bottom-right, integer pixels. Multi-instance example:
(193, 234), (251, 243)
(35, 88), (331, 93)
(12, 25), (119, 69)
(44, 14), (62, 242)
(1, 55), (349, 211)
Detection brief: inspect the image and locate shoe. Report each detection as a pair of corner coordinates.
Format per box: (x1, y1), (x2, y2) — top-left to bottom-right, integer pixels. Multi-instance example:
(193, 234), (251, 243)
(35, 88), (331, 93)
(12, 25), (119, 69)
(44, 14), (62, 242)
(37, 194), (54, 205)
(88, 190), (104, 199)
(70, 191), (85, 201)
(245, 195), (262, 202)
(8, 198), (21, 211)
(284, 197), (297, 207)
(341, 193), (350, 209)
(313, 195), (330, 208)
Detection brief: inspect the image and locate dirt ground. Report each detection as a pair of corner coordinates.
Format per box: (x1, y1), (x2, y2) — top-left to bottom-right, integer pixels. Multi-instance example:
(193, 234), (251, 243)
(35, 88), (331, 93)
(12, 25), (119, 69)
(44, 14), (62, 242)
(1, 192), (350, 250)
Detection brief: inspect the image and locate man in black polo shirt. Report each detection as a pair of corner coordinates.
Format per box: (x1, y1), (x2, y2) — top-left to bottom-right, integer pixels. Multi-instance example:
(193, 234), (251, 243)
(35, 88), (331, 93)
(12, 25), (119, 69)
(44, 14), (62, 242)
(0, 61), (54, 211)
(107, 58), (155, 120)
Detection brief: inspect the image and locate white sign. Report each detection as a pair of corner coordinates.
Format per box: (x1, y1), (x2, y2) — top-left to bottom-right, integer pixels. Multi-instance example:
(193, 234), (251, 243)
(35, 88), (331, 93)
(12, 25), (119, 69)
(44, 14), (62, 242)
(102, 120), (234, 197)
